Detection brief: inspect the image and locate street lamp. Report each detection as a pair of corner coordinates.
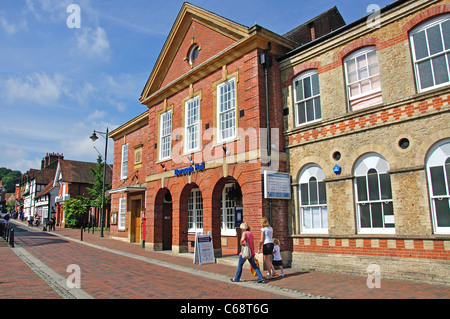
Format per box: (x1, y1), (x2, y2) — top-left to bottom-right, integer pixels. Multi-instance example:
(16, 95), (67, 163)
(89, 128), (109, 237)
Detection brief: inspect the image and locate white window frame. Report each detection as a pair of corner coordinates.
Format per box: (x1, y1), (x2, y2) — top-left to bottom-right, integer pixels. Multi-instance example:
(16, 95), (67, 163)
(354, 153), (395, 234)
(221, 183), (236, 236)
(159, 110), (172, 161)
(344, 46), (382, 111)
(121, 144), (128, 180)
(118, 197), (126, 231)
(188, 188), (203, 233)
(217, 77), (236, 143)
(410, 15), (450, 93)
(293, 69), (322, 127)
(188, 44), (199, 66)
(185, 95), (201, 153)
(426, 139), (450, 234)
(298, 164), (328, 234)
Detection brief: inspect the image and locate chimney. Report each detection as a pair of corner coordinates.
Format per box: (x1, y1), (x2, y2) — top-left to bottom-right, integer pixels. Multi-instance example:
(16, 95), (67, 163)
(309, 22), (316, 41)
(42, 153), (64, 168)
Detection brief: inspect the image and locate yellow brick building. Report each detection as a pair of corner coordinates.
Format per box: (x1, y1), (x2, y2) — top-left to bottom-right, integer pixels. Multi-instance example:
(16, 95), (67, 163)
(280, 0), (450, 283)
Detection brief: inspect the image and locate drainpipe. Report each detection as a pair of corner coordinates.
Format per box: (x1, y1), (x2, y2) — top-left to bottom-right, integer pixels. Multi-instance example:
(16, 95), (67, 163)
(259, 42), (273, 225)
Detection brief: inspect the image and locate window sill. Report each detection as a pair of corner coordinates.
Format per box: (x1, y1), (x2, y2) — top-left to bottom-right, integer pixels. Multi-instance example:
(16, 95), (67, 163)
(295, 118), (322, 129)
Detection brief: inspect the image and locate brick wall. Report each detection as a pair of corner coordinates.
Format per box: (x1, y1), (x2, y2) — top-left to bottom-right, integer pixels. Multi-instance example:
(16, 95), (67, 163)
(110, 122), (149, 240)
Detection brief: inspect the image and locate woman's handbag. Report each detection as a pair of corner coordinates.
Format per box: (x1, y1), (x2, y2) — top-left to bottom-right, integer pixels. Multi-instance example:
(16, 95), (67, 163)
(241, 242), (251, 260)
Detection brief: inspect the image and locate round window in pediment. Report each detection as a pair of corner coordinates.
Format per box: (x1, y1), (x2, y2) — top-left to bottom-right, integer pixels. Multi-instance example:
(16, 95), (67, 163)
(188, 44), (199, 66)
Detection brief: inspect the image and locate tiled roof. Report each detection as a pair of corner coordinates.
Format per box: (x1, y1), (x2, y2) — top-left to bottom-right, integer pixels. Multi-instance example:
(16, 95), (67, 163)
(35, 180), (55, 199)
(35, 166), (57, 185)
(58, 159), (112, 184)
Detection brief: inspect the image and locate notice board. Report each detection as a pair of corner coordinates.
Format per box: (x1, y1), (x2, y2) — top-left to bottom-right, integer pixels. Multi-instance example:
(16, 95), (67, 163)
(264, 171), (291, 199)
(193, 232), (215, 265)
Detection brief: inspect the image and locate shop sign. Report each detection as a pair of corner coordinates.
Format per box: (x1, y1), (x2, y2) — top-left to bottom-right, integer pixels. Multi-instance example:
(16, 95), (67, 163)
(174, 162), (205, 176)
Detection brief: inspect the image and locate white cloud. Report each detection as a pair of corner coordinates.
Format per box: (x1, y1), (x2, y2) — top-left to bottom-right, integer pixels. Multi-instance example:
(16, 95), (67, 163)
(76, 26), (111, 60)
(0, 12), (26, 35)
(62, 82), (97, 106)
(25, 0), (75, 22)
(88, 110), (107, 121)
(3, 73), (64, 105)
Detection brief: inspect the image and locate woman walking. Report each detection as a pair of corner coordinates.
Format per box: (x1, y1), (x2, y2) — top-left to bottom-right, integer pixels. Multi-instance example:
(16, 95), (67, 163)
(231, 222), (265, 283)
(259, 217), (277, 278)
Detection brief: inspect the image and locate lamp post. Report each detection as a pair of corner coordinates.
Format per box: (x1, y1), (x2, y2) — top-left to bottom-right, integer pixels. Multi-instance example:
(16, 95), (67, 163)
(89, 127), (109, 238)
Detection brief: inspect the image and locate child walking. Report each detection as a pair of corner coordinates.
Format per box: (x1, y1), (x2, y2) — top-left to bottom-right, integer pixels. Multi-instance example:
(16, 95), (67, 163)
(272, 238), (284, 277)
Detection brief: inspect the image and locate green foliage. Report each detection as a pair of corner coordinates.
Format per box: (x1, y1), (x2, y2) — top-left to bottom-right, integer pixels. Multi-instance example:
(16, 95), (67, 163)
(87, 155), (111, 208)
(0, 167), (21, 193)
(6, 197), (15, 211)
(64, 196), (90, 228)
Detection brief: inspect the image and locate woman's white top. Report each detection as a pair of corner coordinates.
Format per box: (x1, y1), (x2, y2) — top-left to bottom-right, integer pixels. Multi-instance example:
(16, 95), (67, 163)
(261, 226), (273, 244)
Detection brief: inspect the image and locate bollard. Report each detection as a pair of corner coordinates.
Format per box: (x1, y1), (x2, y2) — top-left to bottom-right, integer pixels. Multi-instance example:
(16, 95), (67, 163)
(9, 228), (14, 248)
(5, 224), (9, 242)
(80, 226), (83, 241)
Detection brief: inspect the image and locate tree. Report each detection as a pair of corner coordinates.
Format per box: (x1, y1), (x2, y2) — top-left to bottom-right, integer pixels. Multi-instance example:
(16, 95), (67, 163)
(87, 155), (111, 209)
(6, 197), (15, 212)
(0, 168), (21, 193)
(64, 196), (90, 228)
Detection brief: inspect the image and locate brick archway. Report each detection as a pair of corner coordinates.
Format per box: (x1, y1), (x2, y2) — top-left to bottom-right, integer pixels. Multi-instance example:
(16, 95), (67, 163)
(153, 187), (172, 251)
(211, 176), (242, 256)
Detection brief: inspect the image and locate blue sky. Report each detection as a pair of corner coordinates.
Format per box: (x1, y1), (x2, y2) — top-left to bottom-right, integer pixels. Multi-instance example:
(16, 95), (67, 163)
(0, 0), (394, 173)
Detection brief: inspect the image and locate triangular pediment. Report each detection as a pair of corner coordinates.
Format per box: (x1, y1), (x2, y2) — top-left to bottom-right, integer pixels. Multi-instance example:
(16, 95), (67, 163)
(140, 2), (250, 103)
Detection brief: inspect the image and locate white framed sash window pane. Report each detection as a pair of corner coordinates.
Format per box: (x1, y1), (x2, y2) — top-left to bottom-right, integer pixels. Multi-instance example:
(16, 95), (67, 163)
(410, 15), (450, 93)
(217, 78), (236, 143)
(293, 70), (321, 126)
(221, 183), (236, 236)
(159, 110), (172, 161)
(354, 153), (395, 234)
(426, 139), (450, 234)
(188, 188), (203, 232)
(344, 47), (382, 111)
(185, 96), (200, 153)
(298, 164), (328, 234)
(121, 144), (128, 180)
(118, 197), (126, 231)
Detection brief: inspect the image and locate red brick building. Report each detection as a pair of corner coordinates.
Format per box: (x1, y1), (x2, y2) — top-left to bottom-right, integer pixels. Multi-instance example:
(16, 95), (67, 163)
(54, 159), (112, 228)
(108, 2), (317, 257)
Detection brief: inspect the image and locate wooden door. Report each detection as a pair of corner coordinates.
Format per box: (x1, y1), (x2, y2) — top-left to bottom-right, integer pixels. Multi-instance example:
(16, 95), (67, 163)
(131, 199), (141, 243)
(162, 202), (172, 250)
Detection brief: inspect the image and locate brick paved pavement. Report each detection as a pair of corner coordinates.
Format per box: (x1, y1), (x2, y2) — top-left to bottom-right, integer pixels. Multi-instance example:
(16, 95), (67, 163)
(2, 219), (450, 301)
(0, 240), (60, 299)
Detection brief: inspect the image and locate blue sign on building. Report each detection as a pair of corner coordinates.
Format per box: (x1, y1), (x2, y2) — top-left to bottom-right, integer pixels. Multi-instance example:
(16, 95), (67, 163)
(174, 162), (205, 176)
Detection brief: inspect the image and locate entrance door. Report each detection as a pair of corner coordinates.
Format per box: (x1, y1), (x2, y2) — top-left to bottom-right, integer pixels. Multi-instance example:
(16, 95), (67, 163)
(131, 199), (141, 243)
(162, 200), (172, 250)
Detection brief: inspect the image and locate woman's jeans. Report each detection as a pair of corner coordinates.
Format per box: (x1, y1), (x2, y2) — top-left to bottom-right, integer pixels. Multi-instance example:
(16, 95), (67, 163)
(234, 255), (264, 281)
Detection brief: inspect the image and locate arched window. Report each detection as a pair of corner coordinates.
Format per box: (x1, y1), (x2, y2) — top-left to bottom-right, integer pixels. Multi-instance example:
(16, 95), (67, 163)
(354, 153), (394, 234)
(293, 69), (322, 126)
(426, 139), (450, 234)
(299, 164), (328, 234)
(410, 15), (450, 92)
(344, 46), (382, 111)
(188, 188), (203, 232)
